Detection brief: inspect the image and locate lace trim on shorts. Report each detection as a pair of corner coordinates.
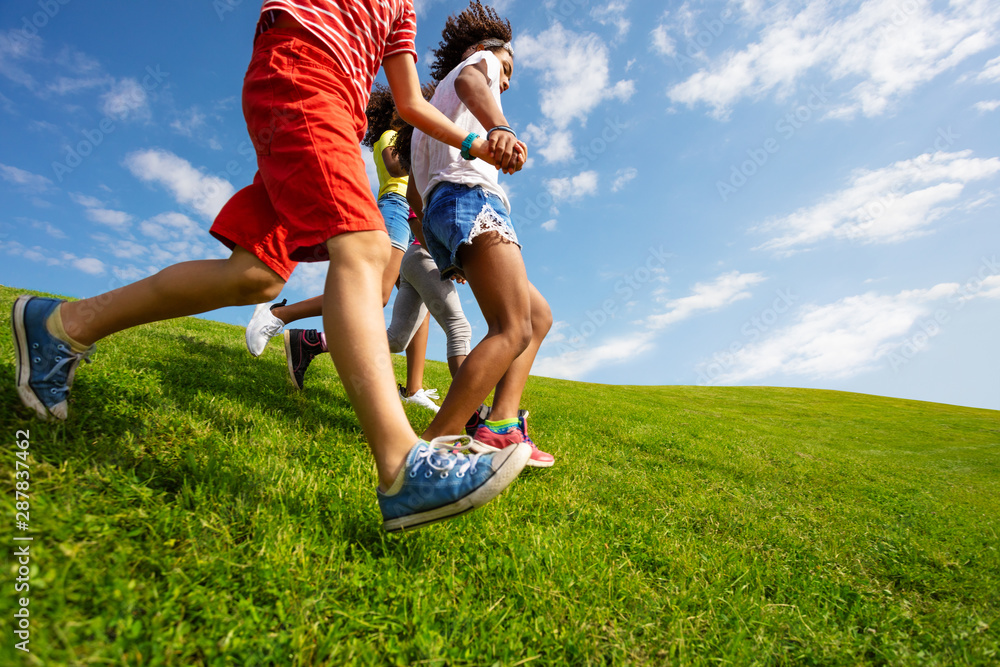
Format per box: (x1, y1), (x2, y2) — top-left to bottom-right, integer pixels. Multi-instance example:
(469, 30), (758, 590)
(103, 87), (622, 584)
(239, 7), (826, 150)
(467, 204), (519, 246)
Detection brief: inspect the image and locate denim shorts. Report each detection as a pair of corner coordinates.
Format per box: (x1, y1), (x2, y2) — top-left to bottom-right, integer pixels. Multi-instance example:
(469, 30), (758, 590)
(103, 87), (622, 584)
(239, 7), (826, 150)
(378, 192), (413, 251)
(422, 182), (520, 280)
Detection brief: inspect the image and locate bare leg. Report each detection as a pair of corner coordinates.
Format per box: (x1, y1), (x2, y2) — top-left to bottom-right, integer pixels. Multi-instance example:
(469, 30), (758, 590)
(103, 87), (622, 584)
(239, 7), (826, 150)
(422, 234), (532, 440)
(61, 246), (285, 346)
(271, 295), (323, 325)
(381, 246), (405, 306)
(270, 244), (404, 326)
(404, 313), (430, 395)
(447, 354), (467, 378)
(490, 284), (551, 421)
(322, 231), (417, 489)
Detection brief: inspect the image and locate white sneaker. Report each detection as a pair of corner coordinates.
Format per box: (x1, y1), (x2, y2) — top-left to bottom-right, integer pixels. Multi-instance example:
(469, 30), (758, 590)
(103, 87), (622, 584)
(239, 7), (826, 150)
(400, 386), (441, 413)
(246, 299), (286, 357)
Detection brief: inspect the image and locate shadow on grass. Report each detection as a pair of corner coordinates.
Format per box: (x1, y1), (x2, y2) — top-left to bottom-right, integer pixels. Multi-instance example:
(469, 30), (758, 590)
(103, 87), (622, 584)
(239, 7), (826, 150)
(0, 327), (373, 524)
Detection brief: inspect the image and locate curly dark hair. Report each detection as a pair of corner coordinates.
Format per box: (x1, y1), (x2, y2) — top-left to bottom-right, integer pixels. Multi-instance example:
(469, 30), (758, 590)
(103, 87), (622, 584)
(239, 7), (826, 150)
(429, 1), (512, 82)
(362, 82), (405, 150)
(392, 82), (439, 175)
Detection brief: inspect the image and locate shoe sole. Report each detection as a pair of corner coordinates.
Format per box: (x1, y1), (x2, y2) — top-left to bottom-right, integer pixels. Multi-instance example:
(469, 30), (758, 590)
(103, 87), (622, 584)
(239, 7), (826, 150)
(283, 330), (303, 391)
(382, 441), (532, 533)
(11, 296), (56, 421)
(403, 398), (440, 413)
(470, 440), (554, 468)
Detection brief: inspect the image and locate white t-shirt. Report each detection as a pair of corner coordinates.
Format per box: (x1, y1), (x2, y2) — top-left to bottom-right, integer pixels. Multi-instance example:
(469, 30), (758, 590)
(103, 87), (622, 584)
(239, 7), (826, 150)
(410, 50), (510, 211)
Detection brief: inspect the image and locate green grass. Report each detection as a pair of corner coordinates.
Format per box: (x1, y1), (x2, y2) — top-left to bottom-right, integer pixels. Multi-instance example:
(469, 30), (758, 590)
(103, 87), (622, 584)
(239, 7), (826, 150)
(1, 284), (998, 666)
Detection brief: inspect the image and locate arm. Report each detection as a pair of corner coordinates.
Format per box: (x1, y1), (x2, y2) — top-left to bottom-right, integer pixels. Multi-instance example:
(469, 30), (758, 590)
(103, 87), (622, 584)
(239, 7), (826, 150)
(405, 177), (426, 246)
(383, 52), (525, 175)
(454, 59), (521, 172)
(382, 145), (407, 178)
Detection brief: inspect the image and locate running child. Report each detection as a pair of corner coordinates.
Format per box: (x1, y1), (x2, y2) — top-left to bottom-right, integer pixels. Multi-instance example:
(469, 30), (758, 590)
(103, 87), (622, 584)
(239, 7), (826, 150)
(248, 84), (438, 409)
(400, 1), (555, 467)
(12, 1), (531, 531)
(286, 206), (474, 412)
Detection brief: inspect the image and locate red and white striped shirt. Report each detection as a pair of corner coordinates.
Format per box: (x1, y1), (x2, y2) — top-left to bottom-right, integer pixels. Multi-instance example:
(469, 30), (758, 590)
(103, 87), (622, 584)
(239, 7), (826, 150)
(259, 0), (417, 110)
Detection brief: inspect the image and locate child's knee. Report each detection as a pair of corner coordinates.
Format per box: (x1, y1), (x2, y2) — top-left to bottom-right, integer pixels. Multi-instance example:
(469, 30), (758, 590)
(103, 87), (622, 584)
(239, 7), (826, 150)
(506, 317), (533, 354)
(533, 300), (553, 337)
(238, 270), (285, 305)
(387, 333), (406, 354)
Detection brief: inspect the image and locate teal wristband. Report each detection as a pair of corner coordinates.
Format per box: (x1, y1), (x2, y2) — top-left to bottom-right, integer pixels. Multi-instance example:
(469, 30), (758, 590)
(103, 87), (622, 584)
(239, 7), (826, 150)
(461, 132), (479, 160)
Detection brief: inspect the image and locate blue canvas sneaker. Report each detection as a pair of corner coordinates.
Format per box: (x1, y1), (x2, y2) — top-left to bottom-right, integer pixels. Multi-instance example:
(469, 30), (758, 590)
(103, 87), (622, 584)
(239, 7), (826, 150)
(12, 296), (94, 421)
(378, 435), (531, 532)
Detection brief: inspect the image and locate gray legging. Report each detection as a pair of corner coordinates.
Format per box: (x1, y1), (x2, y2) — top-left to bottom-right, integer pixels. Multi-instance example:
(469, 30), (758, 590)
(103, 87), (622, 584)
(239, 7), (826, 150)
(387, 244), (472, 359)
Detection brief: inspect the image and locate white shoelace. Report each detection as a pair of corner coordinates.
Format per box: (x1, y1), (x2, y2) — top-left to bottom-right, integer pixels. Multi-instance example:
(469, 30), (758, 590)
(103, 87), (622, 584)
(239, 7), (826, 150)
(410, 436), (482, 479)
(42, 344), (93, 393)
(260, 319), (284, 337)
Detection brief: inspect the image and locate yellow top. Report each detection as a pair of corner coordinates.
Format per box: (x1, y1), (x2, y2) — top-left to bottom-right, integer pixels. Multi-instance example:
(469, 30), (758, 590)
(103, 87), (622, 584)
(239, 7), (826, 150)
(374, 130), (408, 200)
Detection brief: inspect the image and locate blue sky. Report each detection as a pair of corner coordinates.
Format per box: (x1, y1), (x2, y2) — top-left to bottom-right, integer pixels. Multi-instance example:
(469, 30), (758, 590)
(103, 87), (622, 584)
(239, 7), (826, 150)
(1, 0), (998, 410)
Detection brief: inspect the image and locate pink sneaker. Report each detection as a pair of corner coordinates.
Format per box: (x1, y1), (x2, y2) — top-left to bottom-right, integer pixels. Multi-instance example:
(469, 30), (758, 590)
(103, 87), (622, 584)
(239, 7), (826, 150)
(473, 416), (554, 468)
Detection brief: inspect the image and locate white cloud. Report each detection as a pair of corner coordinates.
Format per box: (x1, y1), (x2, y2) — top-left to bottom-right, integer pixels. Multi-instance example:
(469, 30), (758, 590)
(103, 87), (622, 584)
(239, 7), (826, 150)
(124, 149), (235, 221)
(101, 78), (150, 121)
(29, 219), (67, 239)
(0, 163), (52, 193)
(534, 269), (764, 380)
(755, 150), (1000, 254)
(697, 278), (1000, 384)
(669, 0), (1000, 120)
(523, 125), (575, 163)
(171, 108), (207, 137)
(514, 23), (634, 163)
(651, 24), (676, 57)
(974, 99), (1000, 113)
(541, 219), (558, 231)
(611, 167), (637, 192)
(285, 261), (328, 298)
(592, 1), (631, 39)
(647, 271), (766, 329)
(139, 212), (203, 241)
(2, 240), (107, 276)
(72, 257), (106, 275)
(70, 192), (134, 231)
(546, 171), (599, 202)
(977, 54), (1000, 83)
(70, 193), (103, 208)
(85, 208), (133, 231)
(532, 331), (655, 380)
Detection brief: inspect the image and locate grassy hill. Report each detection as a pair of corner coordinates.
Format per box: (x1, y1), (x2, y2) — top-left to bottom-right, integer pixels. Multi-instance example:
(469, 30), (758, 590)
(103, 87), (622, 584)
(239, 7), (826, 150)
(1, 284), (998, 666)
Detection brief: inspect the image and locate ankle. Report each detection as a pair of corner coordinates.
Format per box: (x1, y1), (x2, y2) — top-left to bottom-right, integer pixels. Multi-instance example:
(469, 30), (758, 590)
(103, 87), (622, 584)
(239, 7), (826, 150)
(49, 303), (94, 351)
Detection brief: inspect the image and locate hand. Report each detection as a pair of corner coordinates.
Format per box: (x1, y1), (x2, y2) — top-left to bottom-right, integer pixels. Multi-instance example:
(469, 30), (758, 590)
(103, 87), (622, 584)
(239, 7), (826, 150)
(510, 140), (528, 173)
(487, 129), (521, 174)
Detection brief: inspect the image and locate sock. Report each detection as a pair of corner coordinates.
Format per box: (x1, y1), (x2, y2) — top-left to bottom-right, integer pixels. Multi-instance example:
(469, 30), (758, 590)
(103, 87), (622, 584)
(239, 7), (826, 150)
(484, 417), (518, 434)
(46, 306), (91, 354)
(381, 441), (421, 495)
(318, 332), (328, 352)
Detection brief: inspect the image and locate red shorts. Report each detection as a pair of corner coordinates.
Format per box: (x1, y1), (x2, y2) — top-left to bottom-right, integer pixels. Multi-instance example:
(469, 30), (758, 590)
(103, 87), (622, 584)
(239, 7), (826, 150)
(210, 27), (385, 280)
